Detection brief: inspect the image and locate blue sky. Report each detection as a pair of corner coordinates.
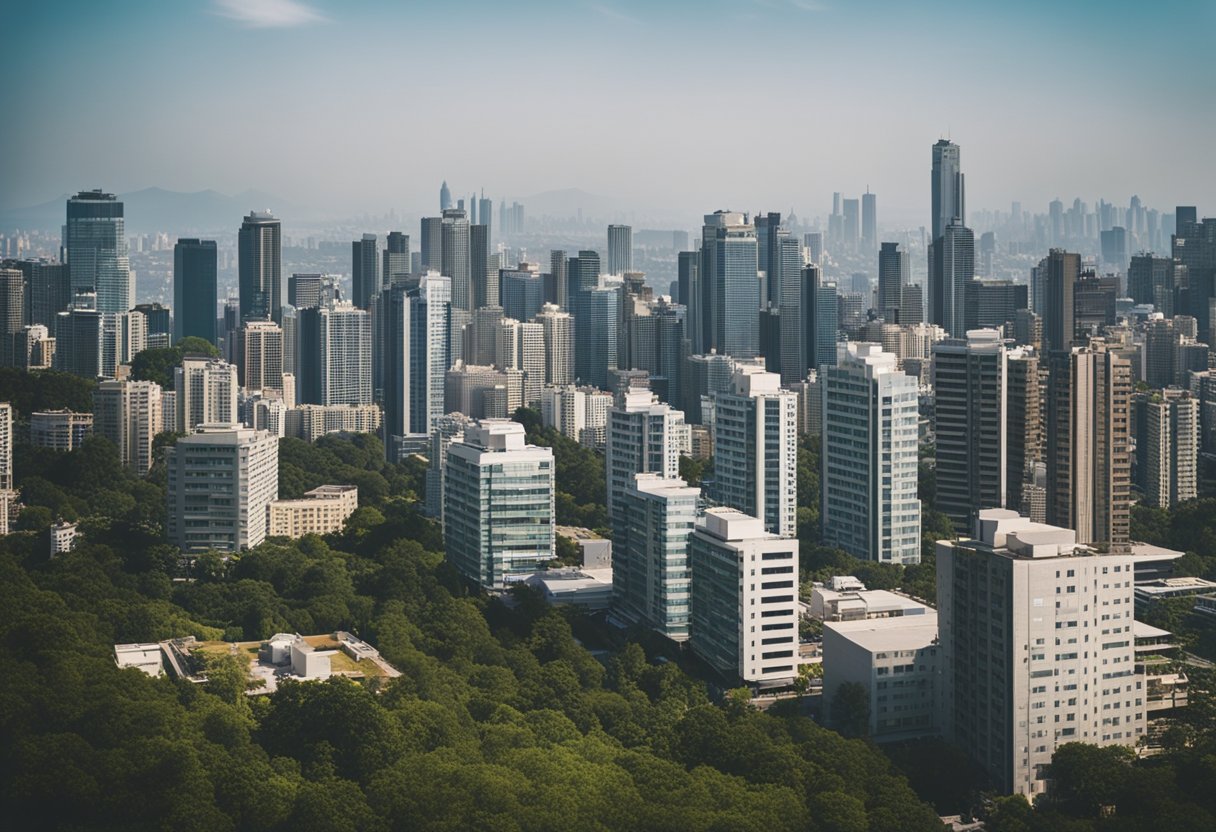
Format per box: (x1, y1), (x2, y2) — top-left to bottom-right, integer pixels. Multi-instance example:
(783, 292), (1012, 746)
(2, 0), (1212, 223)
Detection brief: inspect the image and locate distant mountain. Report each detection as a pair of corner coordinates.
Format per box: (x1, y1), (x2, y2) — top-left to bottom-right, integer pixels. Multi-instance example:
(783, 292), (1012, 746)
(0, 187), (291, 234)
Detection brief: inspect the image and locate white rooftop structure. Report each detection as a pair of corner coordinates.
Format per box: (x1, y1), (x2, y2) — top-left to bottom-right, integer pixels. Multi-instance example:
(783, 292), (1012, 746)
(971, 508), (1082, 558)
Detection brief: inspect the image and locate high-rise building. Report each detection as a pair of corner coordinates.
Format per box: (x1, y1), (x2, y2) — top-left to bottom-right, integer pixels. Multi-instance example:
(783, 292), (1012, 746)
(774, 233), (806, 384)
(701, 211), (760, 359)
(93, 379), (163, 474)
(297, 301), (373, 406)
(18, 324), (56, 371)
(420, 216), (442, 272)
(803, 266), (838, 371)
(1173, 216), (1216, 342)
(287, 273), (340, 310)
(173, 239), (218, 345)
(605, 389), (686, 524)
(536, 303), (574, 387)
(470, 224), (496, 310)
(351, 233), (379, 309)
(930, 221), (974, 337)
(0, 268), (24, 367)
(441, 209), (472, 312)
(135, 302), (171, 350)
(1041, 249), (1081, 353)
(166, 424), (279, 552)
(963, 280), (1028, 332)
(18, 259), (71, 330)
(501, 264), (544, 324)
(174, 356), (239, 433)
(1127, 254), (1181, 315)
(383, 232), (410, 287)
(381, 272), (450, 455)
(443, 419), (554, 588)
(711, 366), (797, 538)
(937, 510), (1145, 797)
(236, 320), (285, 395)
(861, 191), (877, 253)
(439, 180), (451, 211)
(931, 140), (965, 241)
(607, 224), (633, 275)
(932, 330), (1039, 529)
(842, 199), (860, 251)
(1046, 341), (1131, 548)
(877, 242), (909, 322)
(444, 362), (524, 419)
(66, 191), (131, 313)
(575, 284), (619, 390)
(238, 211), (282, 323)
(822, 342), (921, 563)
(1137, 390), (1199, 509)
(689, 507), (800, 685)
(549, 250), (569, 310)
(53, 292), (103, 378)
(678, 251), (702, 352)
(496, 318), (546, 405)
(614, 473), (700, 640)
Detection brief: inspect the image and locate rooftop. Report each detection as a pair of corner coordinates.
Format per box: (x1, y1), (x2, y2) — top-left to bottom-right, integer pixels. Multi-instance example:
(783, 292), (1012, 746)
(824, 613), (940, 652)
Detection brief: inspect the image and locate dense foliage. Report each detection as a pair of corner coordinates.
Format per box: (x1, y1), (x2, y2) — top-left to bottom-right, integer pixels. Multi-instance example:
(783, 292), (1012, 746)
(129, 336), (221, 388)
(0, 421), (945, 831)
(517, 407), (609, 533)
(0, 367), (95, 417)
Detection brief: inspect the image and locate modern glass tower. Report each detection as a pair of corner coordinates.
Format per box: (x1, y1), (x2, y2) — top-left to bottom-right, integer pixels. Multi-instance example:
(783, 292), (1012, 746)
(238, 211), (282, 323)
(441, 208), (471, 311)
(701, 211), (760, 359)
(66, 191), (130, 314)
(381, 273), (451, 458)
(173, 238), (217, 345)
(931, 140), (965, 241)
(877, 242), (909, 322)
(351, 233), (379, 309)
(607, 224), (633, 275)
(605, 389), (686, 524)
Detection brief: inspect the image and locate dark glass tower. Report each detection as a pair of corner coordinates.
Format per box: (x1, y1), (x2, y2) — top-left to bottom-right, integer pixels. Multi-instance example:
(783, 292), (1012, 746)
(174, 238), (218, 344)
(66, 190), (130, 314)
(238, 211), (281, 323)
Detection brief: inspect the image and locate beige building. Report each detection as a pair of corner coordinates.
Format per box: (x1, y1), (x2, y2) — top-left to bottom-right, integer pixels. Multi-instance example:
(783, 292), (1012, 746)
(93, 380), (163, 474)
(30, 409), (94, 451)
(268, 485), (358, 538)
(285, 403), (382, 442)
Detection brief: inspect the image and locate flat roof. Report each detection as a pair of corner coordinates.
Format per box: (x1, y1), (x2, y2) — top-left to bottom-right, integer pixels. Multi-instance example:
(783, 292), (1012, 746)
(825, 613), (939, 652)
(1132, 620), (1173, 639)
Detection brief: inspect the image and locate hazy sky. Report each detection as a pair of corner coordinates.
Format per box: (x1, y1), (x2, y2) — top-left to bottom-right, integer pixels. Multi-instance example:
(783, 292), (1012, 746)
(3, 0), (1213, 224)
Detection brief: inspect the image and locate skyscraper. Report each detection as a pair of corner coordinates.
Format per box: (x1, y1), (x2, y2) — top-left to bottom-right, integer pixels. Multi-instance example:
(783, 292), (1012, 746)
(877, 242), (909, 322)
(297, 301), (373, 406)
(536, 303), (574, 387)
(443, 420), (555, 589)
(1173, 215), (1216, 342)
(441, 209), (472, 311)
(383, 231), (410, 287)
(701, 211), (760, 359)
(20, 259), (71, 330)
(470, 224), (496, 309)
(235, 320), (285, 396)
(677, 251), (701, 351)
(439, 180), (451, 211)
(173, 239), (217, 345)
(574, 284), (619, 390)
(822, 343), (921, 563)
(351, 233), (379, 309)
(381, 272), (451, 456)
(931, 140), (965, 240)
(607, 224), (633, 275)
(1137, 390), (1199, 510)
(420, 217), (442, 272)
(614, 473), (700, 640)
(174, 356), (238, 433)
(842, 199), (860, 251)
(802, 266), (838, 371)
(93, 379), (163, 474)
(549, 250), (569, 310)
(861, 191), (877, 253)
(1046, 340), (1131, 548)
(501, 265), (544, 325)
(1041, 249), (1081, 353)
(775, 233), (806, 384)
(238, 211), (282, 323)
(930, 221), (975, 337)
(66, 191), (131, 314)
(711, 366), (798, 538)
(0, 269), (24, 367)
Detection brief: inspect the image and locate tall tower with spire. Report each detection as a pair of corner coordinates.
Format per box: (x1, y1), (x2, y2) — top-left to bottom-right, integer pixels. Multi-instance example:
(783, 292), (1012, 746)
(440, 181), (452, 212)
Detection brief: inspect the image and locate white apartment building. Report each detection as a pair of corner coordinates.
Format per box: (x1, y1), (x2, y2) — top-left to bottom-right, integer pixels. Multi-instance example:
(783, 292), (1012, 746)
(605, 389), (686, 526)
(175, 356), (238, 433)
(93, 379), (163, 474)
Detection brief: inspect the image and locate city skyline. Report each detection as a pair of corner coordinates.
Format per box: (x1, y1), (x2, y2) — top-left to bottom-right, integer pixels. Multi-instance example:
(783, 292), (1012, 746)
(3, 1), (1214, 224)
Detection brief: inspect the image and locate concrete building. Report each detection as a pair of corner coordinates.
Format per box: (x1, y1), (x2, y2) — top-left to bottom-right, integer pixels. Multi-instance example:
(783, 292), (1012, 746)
(166, 424), (279, 552)
(175, 356), (239, 434)
(423, 413), (474, 520)
(1046, 340), (1132, 548)
(822, 343), (921, 564)
(285, 404), (382, 442)
(238, 211), (282, 323)
(50, 520), (79, 555)
(711, 366), (797, 537)
(267, 485), (359, 538)
(236, 320), (285, 395)
(18, 324), (56, 371)
(297, 301), (373, 406)
(114, 643), (164, 677)
(539, 384), (613, 447)
(29, 409), (93, 451)
(443, 419), (555, 589)
(524, 567), (613, 610)
(822, 614), (941, 742)
(607, 224), (633, 275)
(937, 510), (1145, 797)
(1137, 390), (1199, 510)
(689, 508), (800, 686)
(93, 380), (163, 474)
(613, 473), (700, 641)
(444, 362), (523, 419)
(605, 390), (686, 525)
(173, 238), (218, 345)
(536, 303), (574, 387)
(496, 318), (546, 405)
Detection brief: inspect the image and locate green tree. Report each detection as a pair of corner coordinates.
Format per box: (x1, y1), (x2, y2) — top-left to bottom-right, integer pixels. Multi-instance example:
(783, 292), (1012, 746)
(829, 681), (870, 738)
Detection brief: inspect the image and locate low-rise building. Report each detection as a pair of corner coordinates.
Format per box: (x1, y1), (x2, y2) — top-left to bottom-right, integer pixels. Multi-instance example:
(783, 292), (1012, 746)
(822, 613), (941, 742)
(285, 404), (382, 442)
(114, 643), (165, 677)
(524, 567), (614, 609)
(268, 485), (358, 538)
(50, 520), (79, 555)
(1134, 576), (1216, 611)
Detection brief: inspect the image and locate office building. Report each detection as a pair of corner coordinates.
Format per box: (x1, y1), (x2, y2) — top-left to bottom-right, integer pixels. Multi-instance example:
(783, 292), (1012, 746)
(236, 320), (285, 395)
(803, 265), (839, 371)
(470, 224), (495, 309)
(288, 273), (340, 310)
(1041, 249), (1081, 353)
(238, 211), (282, 323)
(964, 280), (1028, 332)
(30, 410), (93, 451)
(381, 272), (450, 453)
(1127, 254), (1182, 316)
(173, 239), (218, 344)
(688, 508), (800, 686)
(93, 379), (163, 474)
(607, 224), (633, 275)
(383, 231), (410, 288)
(1073, 274), (1118, 337)
(822, 343), (921, 563)
(774, 233), (806, 384)
(536, 303), (574, 386)
(549, 250), (569, 310)
(930, 221), (974, 337)
(441, 208), (472, 311)
(877, 242), (910, 322)
(931, 139), (965, 241)
(605, 390), (686, 523)
(842, 199), (860, 251)
(66, 191), (131, 313)
(351, 234), (378, 309)
(501, 265), (544, 324)
(712, 367), (797, 537)
(0, 268), (23, 366)
(18, 259), (71, 330)
(1139, 391), (1199, 510)
(267, 485), (359, 538)
(937, 510), (1146, 796)
(53, 292), (103, 378)
(932, 330), (1039, 528)
(166, 424), (279, 552)
(614, 473), (700, 640)
(444, 362), (523, 419)
(496, 318), (545, 405)
(1046, 341), (1131, 548)
(1173, 215), (1216, 342)
(297, 301), (372, 406)
(701, 211), (760, 359)
(574, 284), (620, 390)
(861, 191), (877, 253)
(175, 356), (239, 433)
(443, 419), (554, 588)
(540, 384), (613, 447)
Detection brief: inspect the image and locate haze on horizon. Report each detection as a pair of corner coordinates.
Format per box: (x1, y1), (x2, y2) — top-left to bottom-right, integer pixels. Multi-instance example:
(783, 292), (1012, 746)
(3, 0), (1213, 225)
